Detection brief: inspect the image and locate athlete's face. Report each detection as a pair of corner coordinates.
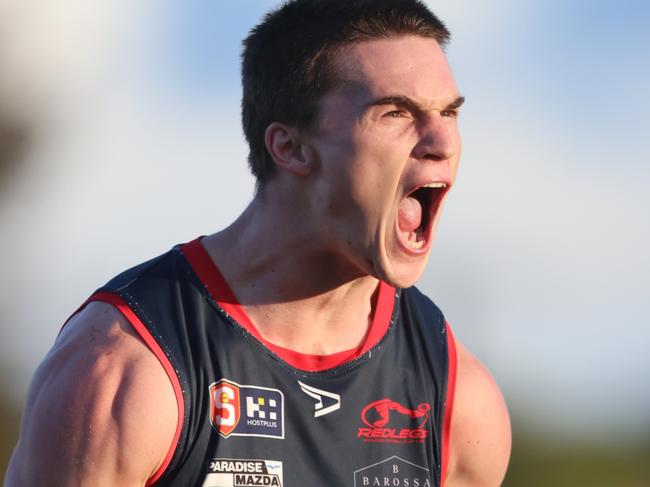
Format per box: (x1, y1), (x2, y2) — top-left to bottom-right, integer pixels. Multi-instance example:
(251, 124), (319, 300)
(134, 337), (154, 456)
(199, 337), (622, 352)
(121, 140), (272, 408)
(305, 36), (462, 287)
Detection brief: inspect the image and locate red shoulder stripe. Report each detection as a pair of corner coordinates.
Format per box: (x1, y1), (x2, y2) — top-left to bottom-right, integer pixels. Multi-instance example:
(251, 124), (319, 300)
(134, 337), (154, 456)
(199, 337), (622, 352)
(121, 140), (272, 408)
(84, 292), (185, 486)
(441, 322), (458, 486)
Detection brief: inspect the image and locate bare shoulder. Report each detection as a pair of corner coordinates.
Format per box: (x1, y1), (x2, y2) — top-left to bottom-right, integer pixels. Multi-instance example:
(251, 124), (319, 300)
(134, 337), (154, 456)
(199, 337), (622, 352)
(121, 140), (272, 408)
(446, 340), (511, 487)
(6, 300), (178, 487)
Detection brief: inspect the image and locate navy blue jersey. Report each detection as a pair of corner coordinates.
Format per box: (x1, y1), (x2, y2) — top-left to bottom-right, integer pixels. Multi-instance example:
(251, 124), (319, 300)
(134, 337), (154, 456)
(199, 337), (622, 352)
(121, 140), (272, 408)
(80, 237), (457, 487)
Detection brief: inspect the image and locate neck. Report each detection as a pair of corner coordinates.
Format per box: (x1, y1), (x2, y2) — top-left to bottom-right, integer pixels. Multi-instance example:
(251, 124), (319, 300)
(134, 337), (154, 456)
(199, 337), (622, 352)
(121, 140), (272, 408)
(202, 194), (381, 355)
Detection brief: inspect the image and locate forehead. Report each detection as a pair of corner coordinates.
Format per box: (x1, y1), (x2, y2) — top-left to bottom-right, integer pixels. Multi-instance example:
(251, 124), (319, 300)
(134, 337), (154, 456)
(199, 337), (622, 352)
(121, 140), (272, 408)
(331, 36), (458, 107)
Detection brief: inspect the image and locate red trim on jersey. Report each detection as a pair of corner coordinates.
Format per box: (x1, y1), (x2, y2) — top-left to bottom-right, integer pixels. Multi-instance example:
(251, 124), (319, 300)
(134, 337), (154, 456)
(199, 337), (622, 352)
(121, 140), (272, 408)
(79, 292), (185, 486)
(181, 237), (395, 372)
(441, 322), (458, 486)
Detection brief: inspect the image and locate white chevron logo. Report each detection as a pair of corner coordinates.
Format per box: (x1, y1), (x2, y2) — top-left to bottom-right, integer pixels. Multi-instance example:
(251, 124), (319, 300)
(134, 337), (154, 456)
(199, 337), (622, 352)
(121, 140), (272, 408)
(297, 381), (341, 418)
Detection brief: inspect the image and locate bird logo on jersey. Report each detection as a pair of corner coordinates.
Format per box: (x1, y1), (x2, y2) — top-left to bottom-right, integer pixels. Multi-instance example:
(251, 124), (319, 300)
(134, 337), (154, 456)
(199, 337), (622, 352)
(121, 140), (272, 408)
(357, 398), (431, 443)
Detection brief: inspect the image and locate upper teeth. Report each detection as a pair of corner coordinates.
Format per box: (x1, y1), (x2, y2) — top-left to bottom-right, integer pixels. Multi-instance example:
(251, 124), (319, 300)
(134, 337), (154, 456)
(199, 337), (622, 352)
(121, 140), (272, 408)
(422, 182), (447, 188)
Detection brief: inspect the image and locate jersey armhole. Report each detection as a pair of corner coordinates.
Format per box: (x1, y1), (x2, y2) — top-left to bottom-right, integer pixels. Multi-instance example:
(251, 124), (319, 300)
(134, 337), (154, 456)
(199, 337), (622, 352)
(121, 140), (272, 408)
(65, 291), (185, 486)
(441, 321), (458, 486)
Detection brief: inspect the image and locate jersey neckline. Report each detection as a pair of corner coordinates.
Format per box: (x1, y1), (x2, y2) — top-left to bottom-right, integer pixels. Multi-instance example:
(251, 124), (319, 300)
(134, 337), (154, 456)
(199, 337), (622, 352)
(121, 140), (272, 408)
(180, 236), (396, 372)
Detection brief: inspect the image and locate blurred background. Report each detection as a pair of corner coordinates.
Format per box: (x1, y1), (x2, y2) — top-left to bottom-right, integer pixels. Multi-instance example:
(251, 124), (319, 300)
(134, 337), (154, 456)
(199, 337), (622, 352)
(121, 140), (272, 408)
(0, 0), (648, 485)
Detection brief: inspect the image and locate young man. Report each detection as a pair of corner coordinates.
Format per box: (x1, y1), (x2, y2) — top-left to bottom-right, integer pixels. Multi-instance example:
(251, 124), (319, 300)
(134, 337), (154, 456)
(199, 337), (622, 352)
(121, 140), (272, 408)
(6, 1), (511, 486)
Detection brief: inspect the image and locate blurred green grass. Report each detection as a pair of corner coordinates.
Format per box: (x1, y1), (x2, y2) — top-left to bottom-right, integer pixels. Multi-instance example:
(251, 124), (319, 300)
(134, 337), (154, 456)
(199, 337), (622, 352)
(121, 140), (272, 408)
(504, 418), (650, 487)
(0, 397), (20, 484)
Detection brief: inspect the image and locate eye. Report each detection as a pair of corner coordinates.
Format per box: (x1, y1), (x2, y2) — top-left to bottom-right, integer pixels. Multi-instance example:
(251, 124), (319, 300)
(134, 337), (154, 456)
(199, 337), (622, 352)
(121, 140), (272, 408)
(440, 109), (459, 118)
(384, 109), (409, 119)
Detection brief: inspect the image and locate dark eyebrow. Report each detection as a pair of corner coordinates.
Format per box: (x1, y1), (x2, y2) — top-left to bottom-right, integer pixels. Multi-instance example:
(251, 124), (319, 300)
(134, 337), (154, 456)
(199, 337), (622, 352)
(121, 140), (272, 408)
(366, 94), (466, 114)
(446, 95), (466, 111)
(366, 95), (422, 114)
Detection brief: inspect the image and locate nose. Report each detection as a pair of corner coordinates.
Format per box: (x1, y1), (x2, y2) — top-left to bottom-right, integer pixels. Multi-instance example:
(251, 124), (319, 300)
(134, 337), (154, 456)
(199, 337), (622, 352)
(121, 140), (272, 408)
(411, 112), (456, 162)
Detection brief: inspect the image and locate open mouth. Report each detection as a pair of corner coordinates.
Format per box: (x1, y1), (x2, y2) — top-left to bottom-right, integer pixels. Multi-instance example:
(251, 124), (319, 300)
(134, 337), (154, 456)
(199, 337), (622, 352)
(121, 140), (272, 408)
(397, 182), (448, 252)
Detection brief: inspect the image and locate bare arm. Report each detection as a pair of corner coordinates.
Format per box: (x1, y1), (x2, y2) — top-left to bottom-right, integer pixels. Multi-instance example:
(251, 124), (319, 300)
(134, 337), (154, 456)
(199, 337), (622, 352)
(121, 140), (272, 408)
(5, 301), (178, 487)
(445, 341), (512, 487)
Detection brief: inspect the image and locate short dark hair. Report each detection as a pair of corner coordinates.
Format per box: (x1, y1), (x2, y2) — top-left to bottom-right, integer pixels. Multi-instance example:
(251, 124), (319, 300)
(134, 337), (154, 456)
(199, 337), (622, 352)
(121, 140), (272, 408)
(241, 0), (451, 185)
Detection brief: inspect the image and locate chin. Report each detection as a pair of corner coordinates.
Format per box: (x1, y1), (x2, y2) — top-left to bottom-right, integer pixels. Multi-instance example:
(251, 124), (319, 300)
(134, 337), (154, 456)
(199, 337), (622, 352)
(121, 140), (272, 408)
(382, 269), (426, 289)
(372, 252), (428, 289)
(364, 230), (430, 288)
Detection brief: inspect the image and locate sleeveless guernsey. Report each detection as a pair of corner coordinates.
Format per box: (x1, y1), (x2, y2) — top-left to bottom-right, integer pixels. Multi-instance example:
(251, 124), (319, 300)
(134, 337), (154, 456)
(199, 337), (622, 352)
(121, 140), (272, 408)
(79, 238), (457, 487)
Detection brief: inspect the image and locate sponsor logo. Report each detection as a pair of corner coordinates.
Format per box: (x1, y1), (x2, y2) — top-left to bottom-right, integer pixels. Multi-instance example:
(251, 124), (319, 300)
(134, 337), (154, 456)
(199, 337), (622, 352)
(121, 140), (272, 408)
(357, 399), (430, 444)
(353, 456), (432, 487)
(297, 381), (341, 418)
(210, 379), (284, 439)
(202, 458), (283, 487)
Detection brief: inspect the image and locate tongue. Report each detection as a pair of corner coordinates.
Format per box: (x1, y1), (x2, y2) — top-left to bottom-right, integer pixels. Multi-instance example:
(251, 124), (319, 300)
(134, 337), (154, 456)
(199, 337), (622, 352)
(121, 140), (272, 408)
(398, 196), (422, 232)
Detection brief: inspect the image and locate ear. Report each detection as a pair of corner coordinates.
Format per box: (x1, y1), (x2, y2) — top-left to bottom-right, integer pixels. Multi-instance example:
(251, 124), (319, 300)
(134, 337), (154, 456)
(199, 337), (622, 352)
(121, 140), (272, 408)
(264, 122), (315, 177)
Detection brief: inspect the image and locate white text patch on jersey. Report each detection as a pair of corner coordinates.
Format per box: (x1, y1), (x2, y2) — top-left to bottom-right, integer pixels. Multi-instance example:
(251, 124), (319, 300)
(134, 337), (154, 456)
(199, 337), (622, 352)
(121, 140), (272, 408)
(209, 379), (285, 439)
(297, 381), (341, 417)
(353, 456), (432, 487)
(203, 458), (283, 487)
